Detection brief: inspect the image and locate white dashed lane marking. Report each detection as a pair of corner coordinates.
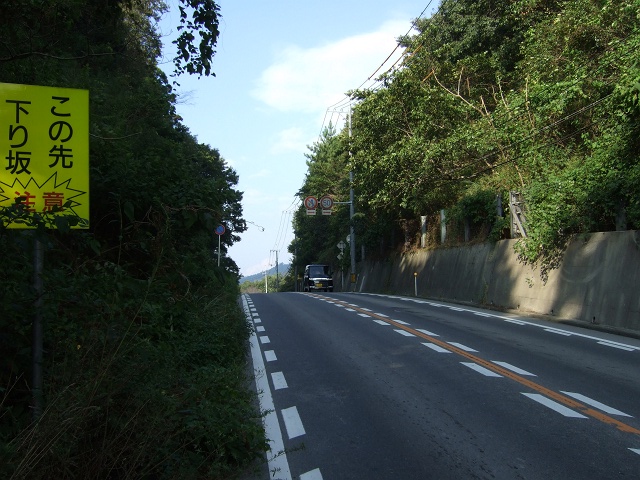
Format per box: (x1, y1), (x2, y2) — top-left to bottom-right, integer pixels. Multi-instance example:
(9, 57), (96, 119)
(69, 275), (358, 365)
(448, 342), (477, 352)
(300, 468), (324, 480)
(416, 329), (439, 336)
(282, 406), (306, 439)
(271, 372), (288, 390)
(260, 336), (270, 344)
(492, 361), (536, 376)
(422, 342), (451, 353)
(461, 362), (502, 377)
(561, 392), (632, 417)
(264, 350), (277, 362)
(394, 329), (415, 337)
(522, 393), (587, 418)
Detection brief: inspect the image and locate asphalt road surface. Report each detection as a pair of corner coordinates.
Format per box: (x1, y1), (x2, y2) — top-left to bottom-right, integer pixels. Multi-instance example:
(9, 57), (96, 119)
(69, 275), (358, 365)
(242, 292), (640, 480)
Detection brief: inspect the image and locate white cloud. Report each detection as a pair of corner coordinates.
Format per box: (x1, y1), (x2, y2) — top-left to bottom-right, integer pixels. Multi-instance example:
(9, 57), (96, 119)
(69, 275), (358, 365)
(270, 126), (312, 154)
(248, 168), (272, 179)
(253, 20), (409, 114)
(243, 257), (272, 277)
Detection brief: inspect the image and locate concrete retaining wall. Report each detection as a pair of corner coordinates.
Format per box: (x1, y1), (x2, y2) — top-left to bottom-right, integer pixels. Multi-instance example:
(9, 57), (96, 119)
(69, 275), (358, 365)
(349, 230), (640, 333)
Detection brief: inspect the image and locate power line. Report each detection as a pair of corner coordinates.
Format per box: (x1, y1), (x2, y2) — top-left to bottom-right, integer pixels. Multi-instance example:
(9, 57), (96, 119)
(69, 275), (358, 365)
(319, 2), (436, 138)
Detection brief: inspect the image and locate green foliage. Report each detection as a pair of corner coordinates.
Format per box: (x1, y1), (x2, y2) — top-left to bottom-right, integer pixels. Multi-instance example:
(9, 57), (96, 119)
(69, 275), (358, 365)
(173, 0), (221, 78)
(291, 127), (351, 272)
(447, 189), (506, 243)
(0, 1), (265, 478)
(240, 274), (279, 293)
(292, 0), (640, 276)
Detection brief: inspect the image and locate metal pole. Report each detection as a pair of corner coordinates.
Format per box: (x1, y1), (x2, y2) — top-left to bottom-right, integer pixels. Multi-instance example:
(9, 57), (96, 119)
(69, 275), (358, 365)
(217, 233), (221, 267)
(32, 237), (44, 420)
(294, 232), (298, 292)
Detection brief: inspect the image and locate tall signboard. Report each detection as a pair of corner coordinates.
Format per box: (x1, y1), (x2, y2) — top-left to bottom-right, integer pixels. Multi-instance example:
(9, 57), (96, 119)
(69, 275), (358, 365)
(0, 83), (89, 228)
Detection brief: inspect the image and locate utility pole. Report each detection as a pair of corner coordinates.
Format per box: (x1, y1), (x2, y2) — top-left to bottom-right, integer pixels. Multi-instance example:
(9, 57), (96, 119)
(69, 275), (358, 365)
(270, 249), (279, 291)
(294, 231), (298, 292)
(348, 109), (356, 291)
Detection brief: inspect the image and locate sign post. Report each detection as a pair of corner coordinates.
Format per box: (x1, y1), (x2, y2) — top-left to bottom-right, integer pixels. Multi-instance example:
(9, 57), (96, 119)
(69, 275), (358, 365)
(304, 195), (318, 215)
(215, 224), (226, 266)
(0, 83), (90, 228)
(1, 83), (90, 420)
(320, 195), (333, 215)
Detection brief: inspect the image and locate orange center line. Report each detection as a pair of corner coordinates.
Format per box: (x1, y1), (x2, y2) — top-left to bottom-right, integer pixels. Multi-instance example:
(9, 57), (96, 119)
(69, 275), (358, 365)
(315, 294), (640, 436)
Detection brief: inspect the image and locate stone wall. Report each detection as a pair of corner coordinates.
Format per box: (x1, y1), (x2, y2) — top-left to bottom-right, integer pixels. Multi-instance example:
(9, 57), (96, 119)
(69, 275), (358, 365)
(347, 230), (640, 333)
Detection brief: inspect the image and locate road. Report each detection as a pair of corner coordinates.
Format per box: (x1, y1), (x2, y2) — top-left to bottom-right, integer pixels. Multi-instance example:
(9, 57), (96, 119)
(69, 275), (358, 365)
(242, 292), (640, 480)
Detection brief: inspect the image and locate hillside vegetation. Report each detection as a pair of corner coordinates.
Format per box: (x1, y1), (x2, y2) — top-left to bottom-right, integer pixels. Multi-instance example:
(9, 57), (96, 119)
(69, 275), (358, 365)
(0, 1), (266, 478)
(291, 0), (640, 281)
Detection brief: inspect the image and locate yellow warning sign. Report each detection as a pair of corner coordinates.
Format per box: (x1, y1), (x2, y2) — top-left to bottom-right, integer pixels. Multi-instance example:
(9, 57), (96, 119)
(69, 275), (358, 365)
(0, 83), (89, 228)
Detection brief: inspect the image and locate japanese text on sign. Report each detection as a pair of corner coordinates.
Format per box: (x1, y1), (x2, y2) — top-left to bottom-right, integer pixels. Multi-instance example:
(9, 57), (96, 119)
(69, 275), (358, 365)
(0, 83), (89, 228)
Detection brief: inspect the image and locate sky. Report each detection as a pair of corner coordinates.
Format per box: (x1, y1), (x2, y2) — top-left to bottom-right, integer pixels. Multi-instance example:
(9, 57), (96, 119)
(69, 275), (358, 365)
(159, 0), (439, 277)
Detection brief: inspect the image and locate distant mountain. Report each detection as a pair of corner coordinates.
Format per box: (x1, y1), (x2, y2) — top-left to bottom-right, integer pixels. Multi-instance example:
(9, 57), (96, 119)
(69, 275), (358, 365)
(240, 263), (290, 283)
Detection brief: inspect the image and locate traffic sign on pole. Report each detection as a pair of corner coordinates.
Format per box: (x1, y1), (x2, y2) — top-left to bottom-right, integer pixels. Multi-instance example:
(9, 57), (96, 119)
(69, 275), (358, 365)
(214, 224), (225, 266)
(320, 195), (333, 215)
(304, 195), (318, 215)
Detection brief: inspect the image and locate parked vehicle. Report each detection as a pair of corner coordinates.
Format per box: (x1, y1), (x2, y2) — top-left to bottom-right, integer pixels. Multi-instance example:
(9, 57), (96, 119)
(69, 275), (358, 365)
(303, 264), (333, 292)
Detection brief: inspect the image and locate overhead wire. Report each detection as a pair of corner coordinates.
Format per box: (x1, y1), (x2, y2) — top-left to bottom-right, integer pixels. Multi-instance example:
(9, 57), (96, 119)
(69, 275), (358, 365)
(318, 2), (436, 139)
(330, 7), (634, 189)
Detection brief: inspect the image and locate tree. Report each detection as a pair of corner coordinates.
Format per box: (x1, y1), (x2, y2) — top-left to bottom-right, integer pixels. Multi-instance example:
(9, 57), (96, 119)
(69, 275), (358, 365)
(1, 1), (265, 477)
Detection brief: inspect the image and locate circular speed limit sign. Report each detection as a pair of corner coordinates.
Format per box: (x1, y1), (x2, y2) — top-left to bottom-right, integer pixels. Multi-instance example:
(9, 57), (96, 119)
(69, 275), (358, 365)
(319, 195), (333, 210)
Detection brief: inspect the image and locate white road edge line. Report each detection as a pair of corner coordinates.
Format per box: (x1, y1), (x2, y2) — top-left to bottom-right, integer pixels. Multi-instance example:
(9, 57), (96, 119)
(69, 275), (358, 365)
(561, 391), (632, 417)
(522, 393), (587, 418)
(630, 448), (640, 456)
(597, 341), (635, 351)
(504, 319), (527, 325)
(244, 295), (292, 480)
(544, 328), (572, 336)
(264, 350), (277, 362)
